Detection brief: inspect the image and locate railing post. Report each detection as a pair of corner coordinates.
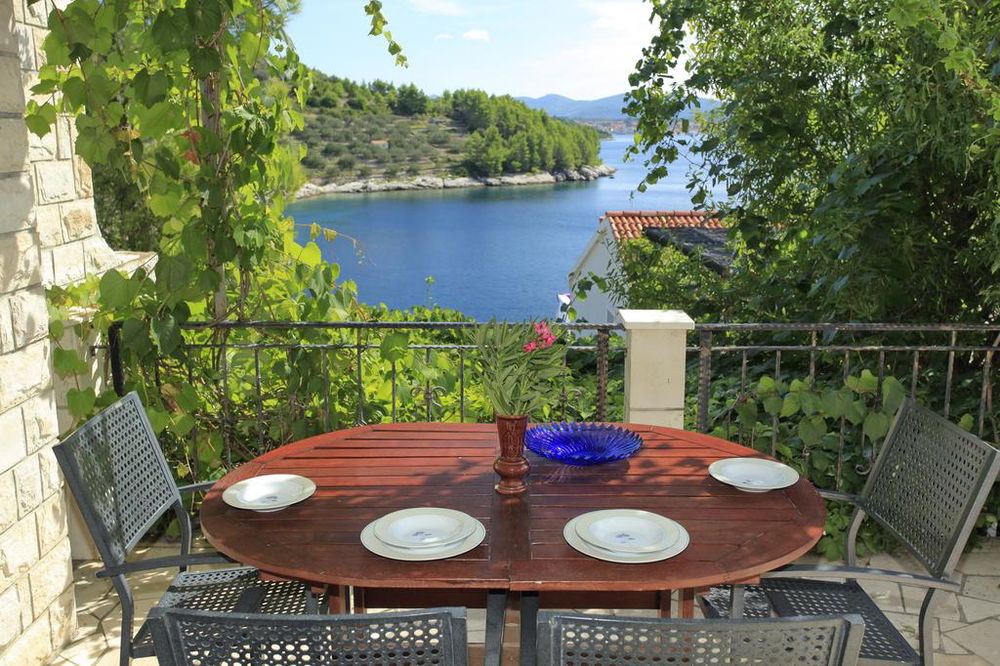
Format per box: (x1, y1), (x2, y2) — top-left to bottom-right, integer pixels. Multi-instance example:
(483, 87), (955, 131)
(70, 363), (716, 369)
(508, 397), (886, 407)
(108, 321), (125, 397)
(596, 327), (610, 421)
(697, 330), (713, 433)
(619, 309), (696, 428)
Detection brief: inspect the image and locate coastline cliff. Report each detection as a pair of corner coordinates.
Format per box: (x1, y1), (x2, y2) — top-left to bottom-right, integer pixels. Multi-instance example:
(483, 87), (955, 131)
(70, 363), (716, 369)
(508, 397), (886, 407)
(295, 163), (616, 199)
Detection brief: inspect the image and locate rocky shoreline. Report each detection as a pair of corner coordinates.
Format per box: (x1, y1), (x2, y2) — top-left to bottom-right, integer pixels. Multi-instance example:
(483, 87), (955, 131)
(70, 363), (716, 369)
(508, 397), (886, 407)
(295, 163), (617, 199)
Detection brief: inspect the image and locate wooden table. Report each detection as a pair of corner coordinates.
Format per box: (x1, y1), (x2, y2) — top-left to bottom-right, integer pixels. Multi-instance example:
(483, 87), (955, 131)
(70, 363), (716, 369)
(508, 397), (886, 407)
(201, 422), (825, 651)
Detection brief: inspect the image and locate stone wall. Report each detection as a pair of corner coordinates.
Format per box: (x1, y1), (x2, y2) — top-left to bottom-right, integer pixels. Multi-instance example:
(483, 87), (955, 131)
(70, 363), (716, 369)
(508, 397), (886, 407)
(0, 0), (122, 662)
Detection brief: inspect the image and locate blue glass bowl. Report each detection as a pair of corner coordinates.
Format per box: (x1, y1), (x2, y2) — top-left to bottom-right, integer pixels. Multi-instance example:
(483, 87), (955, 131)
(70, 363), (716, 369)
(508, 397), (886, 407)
(525, 423), (643, 465)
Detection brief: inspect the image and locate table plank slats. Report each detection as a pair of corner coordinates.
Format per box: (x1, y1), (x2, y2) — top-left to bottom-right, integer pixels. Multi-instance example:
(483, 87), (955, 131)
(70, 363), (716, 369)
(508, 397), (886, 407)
(200, 423), (824, 594)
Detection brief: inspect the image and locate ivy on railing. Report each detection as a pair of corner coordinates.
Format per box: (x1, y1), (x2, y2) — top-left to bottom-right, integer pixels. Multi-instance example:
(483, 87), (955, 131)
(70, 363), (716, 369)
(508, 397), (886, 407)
(695, 368), (991, 558)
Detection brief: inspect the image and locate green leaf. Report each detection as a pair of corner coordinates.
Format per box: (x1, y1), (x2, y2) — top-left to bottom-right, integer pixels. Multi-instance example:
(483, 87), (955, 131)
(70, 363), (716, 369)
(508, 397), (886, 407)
(844, 399), (867, 425)
(297, 242), (322, 267)
(138, 101), (181, 137)
(52, 347), (87, 377)
(154, 149), (181, 180)
(121, 317), (152, 358)
(24, 101), (57, 137)
(762, 395), (783, 416)
(133, 69), (170, 106)
(151, 9), (188, 52)
(780, 392), (801, 417)
(798, 415), (827, 447)
(180, 225), (208, 257)
(881, 376), (906, 414)
(174, 382), (200, 412)
(958, 413), (975, 432)
(379, 331), (410, 363)
(186, 0), (224, 39)
(169, 413), (196, 437)
(151, 313), (182, 355)
(799, 390), (821, 415)
(811, 450), (832, 472)
(820, 388), (848, 419)
(98, 270), (140, 309)
(190, 47), (222, 78)
(155, 254), (191, 293)
(858, 369), (878, 392)
(863, 411), (891, 440)
(736, 398), (758, 427)
(146, 406), (170, 434)
(67, 388), (97, 418)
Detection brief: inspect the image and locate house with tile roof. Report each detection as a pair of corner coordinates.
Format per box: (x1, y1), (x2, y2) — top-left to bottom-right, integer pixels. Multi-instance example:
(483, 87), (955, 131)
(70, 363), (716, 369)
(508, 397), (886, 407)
(566, 211), (730, 323)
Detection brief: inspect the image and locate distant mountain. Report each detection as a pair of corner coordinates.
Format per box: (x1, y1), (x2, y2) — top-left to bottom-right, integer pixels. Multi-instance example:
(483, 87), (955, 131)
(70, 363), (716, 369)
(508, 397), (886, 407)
(515, 93), (719, 121)
(514, 93), (627, 119)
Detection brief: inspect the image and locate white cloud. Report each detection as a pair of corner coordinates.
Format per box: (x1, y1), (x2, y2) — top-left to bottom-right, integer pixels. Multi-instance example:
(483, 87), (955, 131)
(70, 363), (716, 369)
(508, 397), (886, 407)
(462, 29), (491, 42)
(410, 0), (470, 16)
(434, 33), (455, 40)
(505, 1), (670, 99)
(584, 0), (651, 32)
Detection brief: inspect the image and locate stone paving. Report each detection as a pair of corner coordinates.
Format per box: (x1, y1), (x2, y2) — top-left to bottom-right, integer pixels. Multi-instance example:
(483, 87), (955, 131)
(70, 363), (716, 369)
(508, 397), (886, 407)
(51, 539), (1000, 665)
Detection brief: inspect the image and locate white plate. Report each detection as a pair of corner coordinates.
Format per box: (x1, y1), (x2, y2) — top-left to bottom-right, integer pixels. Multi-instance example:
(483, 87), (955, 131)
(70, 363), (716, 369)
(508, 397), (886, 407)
(574, 509), (681, 554)
(563, 514), (690, 564)
(708, 457), (799, 493)
(372, 508), (478, 549)
(222, 474), (316, 512)
(361, 520), (486, 561)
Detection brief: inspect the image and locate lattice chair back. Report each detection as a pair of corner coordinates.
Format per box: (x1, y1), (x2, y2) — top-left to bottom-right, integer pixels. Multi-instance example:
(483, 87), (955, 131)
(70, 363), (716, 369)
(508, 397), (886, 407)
(149, 607), (469, 666)
(53, 391), (182, 568)
(536, 612), (865, 665)
(858, 398), (1000, 579)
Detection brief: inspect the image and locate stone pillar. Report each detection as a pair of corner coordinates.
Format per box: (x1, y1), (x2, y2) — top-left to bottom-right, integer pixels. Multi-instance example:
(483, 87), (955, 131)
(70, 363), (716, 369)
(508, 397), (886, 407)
(0, 0), (125, 662)
(619, 309), (695, 428)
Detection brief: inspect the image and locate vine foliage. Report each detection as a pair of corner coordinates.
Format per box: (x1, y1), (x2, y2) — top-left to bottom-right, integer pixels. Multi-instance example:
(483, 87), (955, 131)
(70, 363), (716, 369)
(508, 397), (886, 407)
(26, 0), (403, 471)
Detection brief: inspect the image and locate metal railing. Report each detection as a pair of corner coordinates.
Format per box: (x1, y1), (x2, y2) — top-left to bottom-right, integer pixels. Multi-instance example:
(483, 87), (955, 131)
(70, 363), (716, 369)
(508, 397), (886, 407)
(102, 320), (998, 468)
(107, 319), (626, 426)
(688, 322), (999, 488)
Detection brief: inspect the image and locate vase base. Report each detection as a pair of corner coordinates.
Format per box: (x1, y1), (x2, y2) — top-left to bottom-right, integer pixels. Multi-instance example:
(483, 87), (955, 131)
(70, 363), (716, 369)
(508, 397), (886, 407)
(494, 480), (528, 495)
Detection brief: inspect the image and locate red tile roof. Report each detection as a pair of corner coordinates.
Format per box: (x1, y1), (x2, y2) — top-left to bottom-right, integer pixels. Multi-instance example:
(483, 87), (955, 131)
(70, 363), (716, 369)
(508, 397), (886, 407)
(603, 210), (723, 240)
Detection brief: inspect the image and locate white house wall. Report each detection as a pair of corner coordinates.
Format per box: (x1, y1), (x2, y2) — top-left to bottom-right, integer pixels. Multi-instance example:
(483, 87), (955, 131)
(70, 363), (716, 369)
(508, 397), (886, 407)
(567, 218), (618, 324)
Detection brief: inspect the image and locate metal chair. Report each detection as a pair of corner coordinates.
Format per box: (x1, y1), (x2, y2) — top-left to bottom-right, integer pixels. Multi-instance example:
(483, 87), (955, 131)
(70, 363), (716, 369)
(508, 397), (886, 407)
(700, 398), (1000, 665)
(54, 392), (318, 666)
(536, 611), (865, 665)
(149, 606), (468, 665)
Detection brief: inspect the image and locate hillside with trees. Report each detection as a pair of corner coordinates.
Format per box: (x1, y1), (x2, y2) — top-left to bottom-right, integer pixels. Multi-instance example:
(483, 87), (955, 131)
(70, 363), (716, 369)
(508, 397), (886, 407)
(294, 71), (603, 183)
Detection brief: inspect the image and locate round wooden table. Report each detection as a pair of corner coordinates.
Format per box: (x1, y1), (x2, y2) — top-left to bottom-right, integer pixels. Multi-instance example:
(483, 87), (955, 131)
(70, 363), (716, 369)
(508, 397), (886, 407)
(201, 422), (825, 618)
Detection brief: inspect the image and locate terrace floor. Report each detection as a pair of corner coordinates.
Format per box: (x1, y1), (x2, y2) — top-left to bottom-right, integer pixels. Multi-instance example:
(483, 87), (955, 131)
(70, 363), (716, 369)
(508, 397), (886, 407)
(52, 538), (1000, 665)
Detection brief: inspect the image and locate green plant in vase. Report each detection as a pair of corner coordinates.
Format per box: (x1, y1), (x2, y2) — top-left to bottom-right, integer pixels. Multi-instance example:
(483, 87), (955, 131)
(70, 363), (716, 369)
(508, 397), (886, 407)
(472, 321), (564, 494)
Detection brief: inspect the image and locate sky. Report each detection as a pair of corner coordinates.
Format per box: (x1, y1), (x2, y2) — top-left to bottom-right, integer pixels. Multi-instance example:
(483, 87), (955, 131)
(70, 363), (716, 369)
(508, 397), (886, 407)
(284, 1), (662, 100)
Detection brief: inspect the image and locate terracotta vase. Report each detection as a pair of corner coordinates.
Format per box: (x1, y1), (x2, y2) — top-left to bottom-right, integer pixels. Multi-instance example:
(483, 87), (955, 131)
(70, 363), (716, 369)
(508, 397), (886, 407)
(494, 414), (529, 495)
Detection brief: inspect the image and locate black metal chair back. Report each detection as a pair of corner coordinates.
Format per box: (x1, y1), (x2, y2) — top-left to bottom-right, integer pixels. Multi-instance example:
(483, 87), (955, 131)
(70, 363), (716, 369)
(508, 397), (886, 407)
(53, 391), (190, 569)
(536, 612), (865, 665)
(149, 607), (469, 666)
(858, 398), (1000, 578)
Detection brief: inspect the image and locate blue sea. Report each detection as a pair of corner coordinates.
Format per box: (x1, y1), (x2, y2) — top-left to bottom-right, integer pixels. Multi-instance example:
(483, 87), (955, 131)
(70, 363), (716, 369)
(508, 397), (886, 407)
(286, 135), (698, 319)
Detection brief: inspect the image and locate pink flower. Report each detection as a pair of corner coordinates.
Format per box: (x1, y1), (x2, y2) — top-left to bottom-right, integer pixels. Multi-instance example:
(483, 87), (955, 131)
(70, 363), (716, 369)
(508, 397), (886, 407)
(534, 321), (552, 337)
(523, 341), (538, 353)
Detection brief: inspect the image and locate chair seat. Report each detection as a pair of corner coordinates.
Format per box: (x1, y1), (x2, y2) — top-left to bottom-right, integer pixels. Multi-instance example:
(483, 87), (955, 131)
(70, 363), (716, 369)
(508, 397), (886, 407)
(698, 585), (774, 618)
(700, 580), (919, 665)
(131, 566), (315, 658)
